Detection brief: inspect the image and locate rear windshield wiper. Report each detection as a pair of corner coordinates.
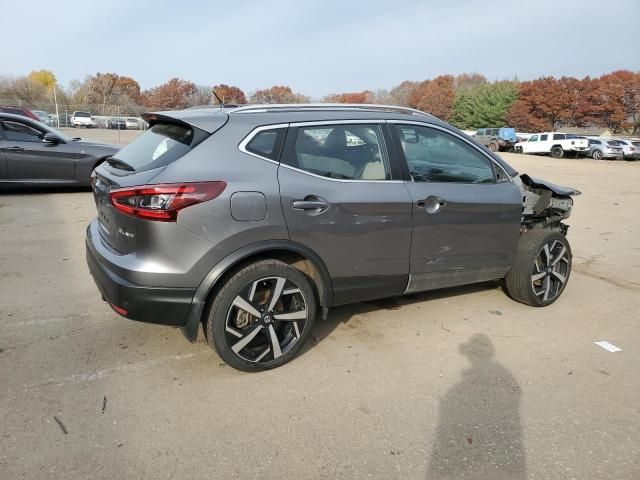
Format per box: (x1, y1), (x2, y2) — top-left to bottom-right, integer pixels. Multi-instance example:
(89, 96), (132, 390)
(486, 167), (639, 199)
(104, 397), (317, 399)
(106, 157), (135, 171)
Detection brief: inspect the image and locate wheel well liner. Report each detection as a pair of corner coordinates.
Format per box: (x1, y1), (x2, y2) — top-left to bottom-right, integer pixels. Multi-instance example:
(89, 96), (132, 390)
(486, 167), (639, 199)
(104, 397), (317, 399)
(180, 240), (333, 343)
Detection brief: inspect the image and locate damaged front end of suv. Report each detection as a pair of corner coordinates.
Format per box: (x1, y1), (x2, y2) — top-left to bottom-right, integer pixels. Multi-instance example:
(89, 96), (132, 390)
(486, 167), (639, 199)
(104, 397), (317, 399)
(514, 174), (581, 234)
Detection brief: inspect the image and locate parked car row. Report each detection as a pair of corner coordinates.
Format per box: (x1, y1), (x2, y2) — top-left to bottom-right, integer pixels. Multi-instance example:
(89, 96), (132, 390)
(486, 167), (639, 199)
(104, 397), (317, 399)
(0, 106), (146, 130)
(512, 132), (639, 160)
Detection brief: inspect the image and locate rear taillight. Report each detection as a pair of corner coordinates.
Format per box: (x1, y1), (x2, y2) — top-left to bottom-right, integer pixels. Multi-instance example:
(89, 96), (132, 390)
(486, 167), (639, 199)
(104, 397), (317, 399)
(110, 182), (226, 221)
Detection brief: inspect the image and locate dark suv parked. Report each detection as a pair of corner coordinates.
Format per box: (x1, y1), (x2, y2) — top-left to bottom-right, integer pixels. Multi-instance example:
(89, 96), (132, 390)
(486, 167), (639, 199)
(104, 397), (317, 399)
(86, 104), (579, 371)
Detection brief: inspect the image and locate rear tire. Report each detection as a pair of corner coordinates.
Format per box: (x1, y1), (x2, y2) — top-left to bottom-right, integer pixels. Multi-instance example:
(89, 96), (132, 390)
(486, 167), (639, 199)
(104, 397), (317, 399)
(488, 141), (499, 152)
(550, 146), (564, 159)
(592, 150), (603, 160)
(206, 260), (317, 372)
(504, 229), (572, 307)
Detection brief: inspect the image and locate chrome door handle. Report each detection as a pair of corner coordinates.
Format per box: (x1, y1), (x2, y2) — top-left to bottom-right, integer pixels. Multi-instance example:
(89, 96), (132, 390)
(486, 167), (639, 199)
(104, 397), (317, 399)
(418, 196), (447, 214)
(6, 146), (24, 152)
(292, 200), (329, 211)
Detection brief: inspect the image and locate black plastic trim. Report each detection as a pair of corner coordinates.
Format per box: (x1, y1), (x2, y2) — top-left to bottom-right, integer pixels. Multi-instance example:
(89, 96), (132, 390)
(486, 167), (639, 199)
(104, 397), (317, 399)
(86, 240), (195, 327)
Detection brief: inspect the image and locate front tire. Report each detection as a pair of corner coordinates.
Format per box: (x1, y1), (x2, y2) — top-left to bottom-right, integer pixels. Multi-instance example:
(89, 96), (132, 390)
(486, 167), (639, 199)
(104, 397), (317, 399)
(504, 229), (572, 307)
(206, 260), (317, 372)
(592, 150), (603, 160)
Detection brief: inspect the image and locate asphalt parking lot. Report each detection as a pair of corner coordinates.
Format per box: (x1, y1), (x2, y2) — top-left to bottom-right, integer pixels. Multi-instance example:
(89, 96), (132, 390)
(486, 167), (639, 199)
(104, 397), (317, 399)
(1, 137), (639, 479)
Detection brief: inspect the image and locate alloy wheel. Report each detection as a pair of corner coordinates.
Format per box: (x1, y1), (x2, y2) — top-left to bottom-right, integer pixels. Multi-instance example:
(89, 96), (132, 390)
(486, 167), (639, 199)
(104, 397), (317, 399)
(224, 276), (308, 364)
(530, 239), (570, 302)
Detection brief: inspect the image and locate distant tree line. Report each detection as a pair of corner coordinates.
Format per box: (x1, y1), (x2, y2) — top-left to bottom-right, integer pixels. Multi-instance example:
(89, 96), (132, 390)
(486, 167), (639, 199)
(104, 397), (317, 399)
(1, 69), (639, 133)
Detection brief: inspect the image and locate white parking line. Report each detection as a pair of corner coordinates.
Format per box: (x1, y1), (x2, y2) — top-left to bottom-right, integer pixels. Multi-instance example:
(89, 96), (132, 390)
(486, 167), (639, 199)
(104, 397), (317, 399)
(595, 341), (622, 353)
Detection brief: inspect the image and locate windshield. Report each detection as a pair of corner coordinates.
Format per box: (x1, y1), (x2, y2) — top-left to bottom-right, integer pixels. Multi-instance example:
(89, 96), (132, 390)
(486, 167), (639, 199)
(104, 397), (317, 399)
(110, 122), (207, 172)
(74, 112), (91, 118)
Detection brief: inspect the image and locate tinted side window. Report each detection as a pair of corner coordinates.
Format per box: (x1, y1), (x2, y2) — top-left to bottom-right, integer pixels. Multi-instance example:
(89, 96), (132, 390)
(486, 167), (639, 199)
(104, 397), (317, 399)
(529, 135), (538, 142)
(289, 124), (388, 180)
(395, 125), (495, 184)
(2, 121), (43, 142)
(540, 134), (548, 141)
(553, 134), (565, 140)
(245, 128), (285, 160)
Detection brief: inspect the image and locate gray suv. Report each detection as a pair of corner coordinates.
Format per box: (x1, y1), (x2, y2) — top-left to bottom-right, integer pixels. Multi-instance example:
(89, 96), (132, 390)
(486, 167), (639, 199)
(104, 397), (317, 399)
(86, 104), (579, 371)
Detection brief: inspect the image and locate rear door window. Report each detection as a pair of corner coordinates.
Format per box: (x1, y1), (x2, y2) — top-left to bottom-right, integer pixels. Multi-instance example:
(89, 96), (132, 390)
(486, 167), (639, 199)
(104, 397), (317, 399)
(553, 134), (565, 140)
(540, 134), (548, 141)
(109, 122), (208, 172)
(286, 124), (389, 180)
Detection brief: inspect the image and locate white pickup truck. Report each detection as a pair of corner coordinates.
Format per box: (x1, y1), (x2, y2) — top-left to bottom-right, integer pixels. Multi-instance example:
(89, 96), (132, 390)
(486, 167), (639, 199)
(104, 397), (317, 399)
(514, 132), (589, 158)
(71, 111), (93, 128)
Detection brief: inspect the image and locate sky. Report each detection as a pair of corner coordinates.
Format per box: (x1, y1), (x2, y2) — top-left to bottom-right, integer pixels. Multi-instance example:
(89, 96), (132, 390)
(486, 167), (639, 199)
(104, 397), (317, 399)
(2, 0), (639, 98)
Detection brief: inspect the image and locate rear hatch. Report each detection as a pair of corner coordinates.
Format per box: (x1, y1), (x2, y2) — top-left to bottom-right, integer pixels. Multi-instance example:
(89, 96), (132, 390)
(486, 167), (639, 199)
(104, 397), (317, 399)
(92, 113), (226, 254)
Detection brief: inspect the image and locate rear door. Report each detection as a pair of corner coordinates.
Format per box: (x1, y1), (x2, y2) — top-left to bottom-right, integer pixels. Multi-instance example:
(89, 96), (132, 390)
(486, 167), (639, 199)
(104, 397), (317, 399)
(277, 121), (413, 304)
(0, 119), (76, 181)
(389, 122), (521, 292)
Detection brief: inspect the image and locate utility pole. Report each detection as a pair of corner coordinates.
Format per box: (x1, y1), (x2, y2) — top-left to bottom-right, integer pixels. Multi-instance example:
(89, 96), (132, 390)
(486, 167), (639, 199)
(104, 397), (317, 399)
(53, 84), (60, 129)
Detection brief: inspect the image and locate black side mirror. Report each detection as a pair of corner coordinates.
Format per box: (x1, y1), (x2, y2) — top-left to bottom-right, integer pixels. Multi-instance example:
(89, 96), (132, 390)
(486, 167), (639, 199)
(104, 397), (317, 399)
(43, 132), (63, 144)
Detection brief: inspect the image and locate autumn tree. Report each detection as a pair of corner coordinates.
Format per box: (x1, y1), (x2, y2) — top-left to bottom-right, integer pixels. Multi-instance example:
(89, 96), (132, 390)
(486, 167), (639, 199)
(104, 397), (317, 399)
(389, 81), (419, 107)
(28, 69), (57, 89)
(450, 81), (518, 129)
(212, 84), (247, 104)
(249, 85), (309, 104)
(506, 77), (572, 131)
(322, 90), (373, 103)
(453, 73), (487, 92)
(141, 78), (197, 110)
(410, 75), (456, 120)
(592, 71), (640, 133)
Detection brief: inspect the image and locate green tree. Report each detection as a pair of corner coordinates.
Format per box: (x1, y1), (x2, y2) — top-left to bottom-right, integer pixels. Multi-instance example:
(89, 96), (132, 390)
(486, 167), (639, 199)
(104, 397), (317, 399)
(451, 81), (518, 129)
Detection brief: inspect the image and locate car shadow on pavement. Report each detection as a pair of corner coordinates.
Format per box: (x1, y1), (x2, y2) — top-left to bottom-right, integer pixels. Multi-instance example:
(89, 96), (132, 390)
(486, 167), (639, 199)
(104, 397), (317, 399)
(427, 334), (527, 479)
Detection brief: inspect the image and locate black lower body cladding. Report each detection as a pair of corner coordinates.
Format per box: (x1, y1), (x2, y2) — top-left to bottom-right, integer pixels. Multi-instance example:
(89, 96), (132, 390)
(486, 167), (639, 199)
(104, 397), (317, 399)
(86, 237), (195, 327)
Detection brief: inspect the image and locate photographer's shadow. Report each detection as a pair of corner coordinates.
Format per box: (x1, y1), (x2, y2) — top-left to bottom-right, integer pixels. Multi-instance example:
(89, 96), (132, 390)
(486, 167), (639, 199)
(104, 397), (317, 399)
(428, 334), (526, 479)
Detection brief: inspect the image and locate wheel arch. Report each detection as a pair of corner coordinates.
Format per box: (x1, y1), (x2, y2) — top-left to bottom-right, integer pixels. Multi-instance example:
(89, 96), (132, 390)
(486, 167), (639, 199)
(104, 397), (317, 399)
(181, 240), (334, 343)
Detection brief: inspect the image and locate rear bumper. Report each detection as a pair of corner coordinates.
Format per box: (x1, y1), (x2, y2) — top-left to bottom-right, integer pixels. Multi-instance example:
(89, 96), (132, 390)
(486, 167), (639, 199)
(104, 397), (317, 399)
(86, 230), (196, 327)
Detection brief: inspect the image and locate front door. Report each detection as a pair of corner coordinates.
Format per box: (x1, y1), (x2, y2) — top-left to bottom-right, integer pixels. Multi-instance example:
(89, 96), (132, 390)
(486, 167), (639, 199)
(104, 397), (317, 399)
(390, 123), (522, 293)
(523, 134), (540, 154)
(1, 119), (76, 182)
(278, 122), (413, 305)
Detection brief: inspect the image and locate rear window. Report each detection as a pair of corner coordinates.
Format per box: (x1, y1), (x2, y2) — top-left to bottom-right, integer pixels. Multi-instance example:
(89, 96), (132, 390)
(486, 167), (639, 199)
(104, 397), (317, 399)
(110, 122), (208, 172)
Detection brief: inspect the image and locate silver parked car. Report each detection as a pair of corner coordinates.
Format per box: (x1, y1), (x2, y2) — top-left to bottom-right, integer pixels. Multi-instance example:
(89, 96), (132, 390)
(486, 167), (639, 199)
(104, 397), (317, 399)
(86, 104), (580, 371)
(587, 138), (624, 160)
(612, 138), (640, 160)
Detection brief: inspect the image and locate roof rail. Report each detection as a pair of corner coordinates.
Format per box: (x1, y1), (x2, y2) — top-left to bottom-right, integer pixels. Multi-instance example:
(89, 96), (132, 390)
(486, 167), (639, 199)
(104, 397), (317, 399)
(228, 103), (434, 118)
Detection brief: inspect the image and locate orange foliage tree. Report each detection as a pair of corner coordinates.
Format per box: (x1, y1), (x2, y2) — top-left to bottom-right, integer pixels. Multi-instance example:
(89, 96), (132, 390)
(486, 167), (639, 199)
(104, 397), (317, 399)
(249, 85), (309, 104)
(212, 84), (246, 104)
(141, 78), (197, 110)
(322, 90), (373, 103)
